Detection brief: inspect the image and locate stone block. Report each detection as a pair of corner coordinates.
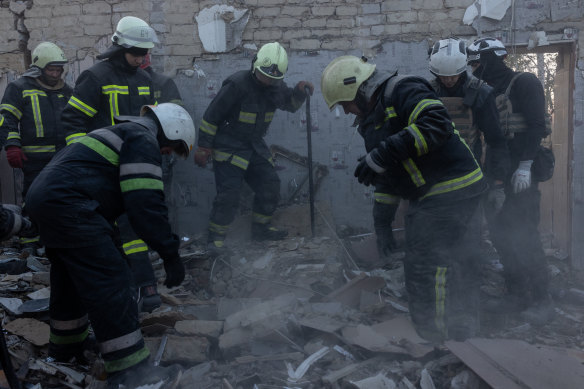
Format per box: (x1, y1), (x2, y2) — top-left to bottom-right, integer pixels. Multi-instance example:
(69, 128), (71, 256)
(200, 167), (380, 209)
(382, 0), (413, 12)
(165, 12), (196, 26)
(175, 320), (224, 338)
(302, 18), (327, 28)
(336, 5), (359, 16)
(253, 29), (282, 41)
(23, 6), (53, 19)
(78, 14), (111, 27)
(402, 22), (430, 34)
(361, 3), (381, 14)
(289, 39), (321, 50)
(283, 29), (312, 40)
(418, 10), (448, 22)
(82, 2), (111, 15)
(357, 14), (386, 27)
(52, 4), (81, 16)
(387, 11), (418, 23)
(326, 17), (355, 29)
(311, 6), (335, 17)
(223, 293), (296, 332)
(273, 17), (302, 28)
(281, 5), (310, 16)
(153, 335), (210, 364)
(253, 7), (281, 18)
(23, 18), (50, 30)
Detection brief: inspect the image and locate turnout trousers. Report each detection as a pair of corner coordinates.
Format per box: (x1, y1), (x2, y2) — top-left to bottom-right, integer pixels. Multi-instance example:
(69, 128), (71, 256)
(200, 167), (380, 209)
(208, 151), (281, 242)
(404, 194), (482, 342)
(489, 184), (549, 304)
(47, 242), (149, 373)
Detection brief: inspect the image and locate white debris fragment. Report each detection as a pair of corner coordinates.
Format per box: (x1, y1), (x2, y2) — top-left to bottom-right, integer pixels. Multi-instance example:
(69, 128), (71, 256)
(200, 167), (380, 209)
(286, 346), (329, 383)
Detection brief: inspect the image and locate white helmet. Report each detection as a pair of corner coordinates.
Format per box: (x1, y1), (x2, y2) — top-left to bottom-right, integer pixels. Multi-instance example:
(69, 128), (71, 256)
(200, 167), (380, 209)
(321, 56), (376, 110)
(141, 103), (196, 159)
(112, 16), (159, 49)
(429, 38), (467, 77)
(31, 42), (67, 69)
(467, 37), (507, 65)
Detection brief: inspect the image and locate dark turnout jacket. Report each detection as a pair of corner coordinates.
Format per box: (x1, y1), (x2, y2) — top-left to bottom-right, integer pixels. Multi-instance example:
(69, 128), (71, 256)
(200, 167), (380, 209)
(198, 70), (305, 169)
(25, 116), (179, 260)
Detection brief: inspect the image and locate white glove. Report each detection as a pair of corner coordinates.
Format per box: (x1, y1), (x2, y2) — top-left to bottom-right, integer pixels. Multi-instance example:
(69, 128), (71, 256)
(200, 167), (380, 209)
(511, 160), (533, 194)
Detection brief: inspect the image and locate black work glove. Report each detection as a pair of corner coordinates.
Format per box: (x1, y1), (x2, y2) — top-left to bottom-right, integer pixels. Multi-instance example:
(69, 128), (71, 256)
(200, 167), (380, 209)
(163, 255), (185, 287)
(354, 148), (387, 186)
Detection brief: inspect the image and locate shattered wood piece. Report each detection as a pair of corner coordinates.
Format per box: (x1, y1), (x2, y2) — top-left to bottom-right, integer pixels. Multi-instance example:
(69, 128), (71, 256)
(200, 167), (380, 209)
(153, 334), (168, 367)
(286, 346), (329, 383)
(322, 363), (360, 384)
(140, 310), (195, 327)
(141, 323), (171, 337)
(324, 273), (385, 308)
(222, 378), (234, 389)
(29, 358), (58, 375)
(174, 320), (223, 338)
(333, 345), (356, 361)
(420, 368), (436, 389)
(400, 376), (416, 389)
(27, 287), (51, 300)
(446, 338), (584, 389)
(4, 318), (49, 346)
(44, 361), (85, 384)
(223, 293), (296, 332)
(19, 298), (50, 314)
(384, 297), (409, 313)
(160, 293), (182, 306)
(0, 297), (22, 315)
(350, 373), (397, 389)
(298, 314), (346, 334)
(235, 352), (304, 364)
(32, 272), (50, 286)
(27, 257), (49, 272)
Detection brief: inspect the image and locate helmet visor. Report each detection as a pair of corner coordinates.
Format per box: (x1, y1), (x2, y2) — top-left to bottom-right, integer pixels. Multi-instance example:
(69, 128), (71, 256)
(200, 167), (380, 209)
(258, 63), (284, 79)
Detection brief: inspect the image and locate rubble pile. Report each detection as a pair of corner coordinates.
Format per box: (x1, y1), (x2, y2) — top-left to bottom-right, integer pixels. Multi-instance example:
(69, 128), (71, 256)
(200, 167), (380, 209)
(1, 207), (584, 388)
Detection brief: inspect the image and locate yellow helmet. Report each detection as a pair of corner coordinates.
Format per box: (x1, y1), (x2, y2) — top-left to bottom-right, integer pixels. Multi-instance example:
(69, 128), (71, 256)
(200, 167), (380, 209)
(253, 42), (288, 80)
(112, 16), (159, 49)
(31, 42), (67, 69)
(321, 56), (376, 110)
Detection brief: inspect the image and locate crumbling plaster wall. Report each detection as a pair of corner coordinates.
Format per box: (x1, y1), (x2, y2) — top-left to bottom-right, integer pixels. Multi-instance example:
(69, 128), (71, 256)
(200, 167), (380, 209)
(0, 0), (583, 244)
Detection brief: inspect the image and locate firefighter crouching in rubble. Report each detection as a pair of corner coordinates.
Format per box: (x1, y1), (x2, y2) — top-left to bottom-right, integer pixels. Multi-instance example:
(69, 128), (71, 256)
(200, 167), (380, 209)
(194, 42), (314, 256)
(61, 16), (164, 313)
(0, 42), (73, 254)
(467, 37), (554, 325)
(25, 103), (193, 387)
(321, 56), (487, 342)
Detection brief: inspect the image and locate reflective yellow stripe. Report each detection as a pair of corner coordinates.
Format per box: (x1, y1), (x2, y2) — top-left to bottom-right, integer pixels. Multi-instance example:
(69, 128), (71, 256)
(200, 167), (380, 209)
(209, 221), (229, 235)
(102, 85), (129, 125)
(49, 328), (89, 345)
(123, 239), (148, 255)
(78, 136), (119, 165)
(408, 123), (428, 156)
(23, 91), (45, 137)
(51, 315), (89, 331)
(434, 266), (447, 335)
(402, 158), (426, 187)
(0, 114), (3, 126)
(231, 155), (249, 170)
(252, 212), (271, 224)
(137, 86), (150, 96)
(22, 145), (56, 153)
(374, 192), (400, 204)
(408, 99), (443, 125)
(120, 163), (162, 178)
(385, 106), (397, 119)
(66, 132), (87, 145)
(104, 346), (150, 373)
(238, 111), (257, 124)
(68, 96), (97, 117)
(212, 149), (231, 161)
(19, 236), (40, 244)
(264, 112), (274, 122)
(200, 119), (217, 136)
(120, 178), (163, 192)
(422, 167), (483, 199)
(0, 104), (22, 119)
(7, 131), (20, 140)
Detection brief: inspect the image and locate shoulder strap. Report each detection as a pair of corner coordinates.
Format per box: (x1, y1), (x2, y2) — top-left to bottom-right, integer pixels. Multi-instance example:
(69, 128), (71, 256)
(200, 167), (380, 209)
(382, 74), (410, 105)
(505, 72), (524, 97)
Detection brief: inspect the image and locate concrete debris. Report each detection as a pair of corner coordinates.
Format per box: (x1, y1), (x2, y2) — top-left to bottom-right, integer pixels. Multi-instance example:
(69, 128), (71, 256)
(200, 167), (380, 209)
(0, 203), (583, 388)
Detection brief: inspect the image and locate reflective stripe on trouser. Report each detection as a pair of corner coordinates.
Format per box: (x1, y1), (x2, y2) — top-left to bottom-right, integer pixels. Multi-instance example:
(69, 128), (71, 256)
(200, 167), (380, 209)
(117, 213), (156, 288)
(403, 194), (480, 341)
(209, 151), (281, 235)
(45, 243), (149, 373)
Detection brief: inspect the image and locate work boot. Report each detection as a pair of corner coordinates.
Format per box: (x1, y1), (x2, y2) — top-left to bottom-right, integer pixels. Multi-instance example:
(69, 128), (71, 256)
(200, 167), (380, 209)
(138, 285), (162, 313)
(107, 360), (182, 389)
(48, 332), (98, 364)
(520, 295), (556, 327)
(206, 240), (230, 258)
(251, 223), (288, 241)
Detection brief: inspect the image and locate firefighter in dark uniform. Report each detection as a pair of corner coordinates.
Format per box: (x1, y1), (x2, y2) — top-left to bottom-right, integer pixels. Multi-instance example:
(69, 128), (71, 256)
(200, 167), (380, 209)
(26, 103), (194, 387)
(467, 37), (554, 324)
(0, 42), (72, 253)
(61, 16), (163, 312)
(321, 56), (488, 342)
(194, 42), (314, 254)
(140, 53), (184, 227)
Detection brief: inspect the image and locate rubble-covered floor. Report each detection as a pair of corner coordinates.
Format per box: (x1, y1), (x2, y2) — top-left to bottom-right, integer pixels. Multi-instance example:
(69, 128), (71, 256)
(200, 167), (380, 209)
(1, 205), (584, 389)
